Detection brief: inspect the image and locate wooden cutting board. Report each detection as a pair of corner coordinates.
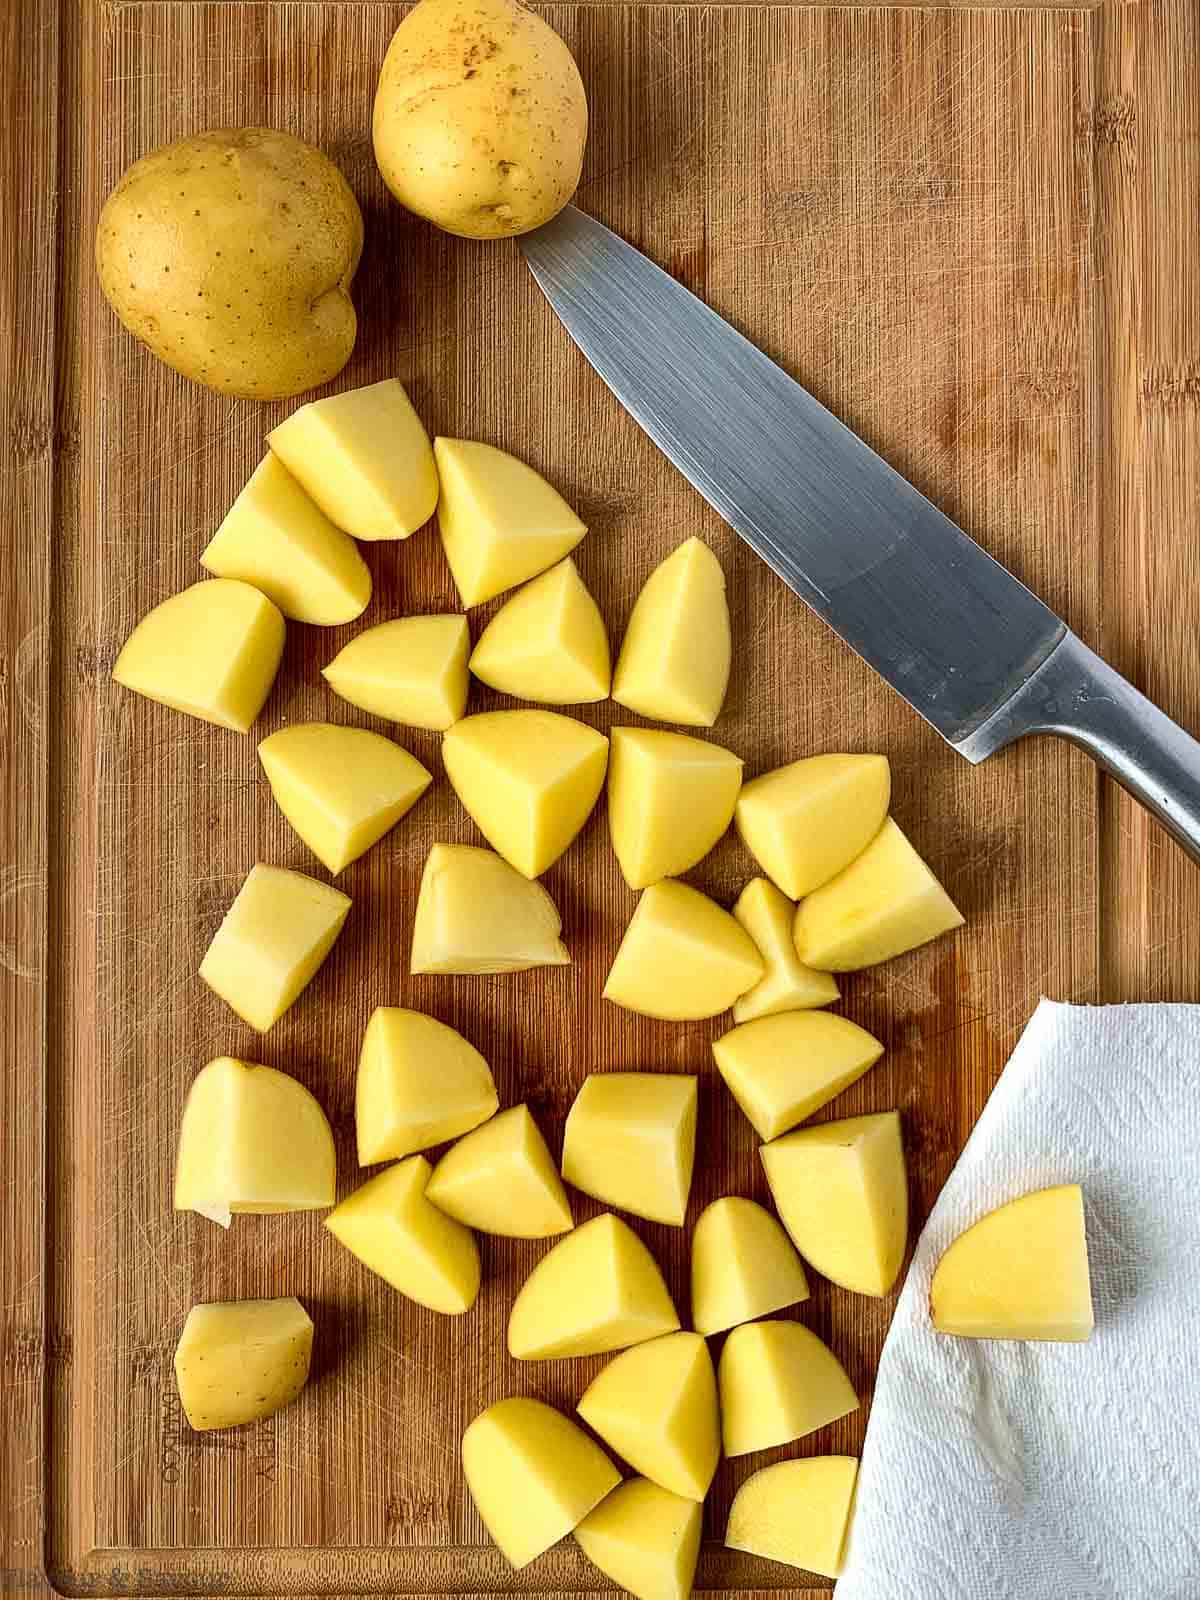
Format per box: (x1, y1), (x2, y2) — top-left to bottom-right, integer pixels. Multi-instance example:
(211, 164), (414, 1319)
(4, 1), (1200, 1595)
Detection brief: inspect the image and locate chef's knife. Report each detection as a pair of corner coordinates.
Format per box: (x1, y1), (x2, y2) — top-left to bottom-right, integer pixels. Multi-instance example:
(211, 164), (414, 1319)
(522, 205), (1200, 863)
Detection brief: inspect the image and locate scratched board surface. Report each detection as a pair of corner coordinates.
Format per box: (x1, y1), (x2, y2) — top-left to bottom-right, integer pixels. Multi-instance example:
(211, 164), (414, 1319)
(39, 0), (1104, 1594)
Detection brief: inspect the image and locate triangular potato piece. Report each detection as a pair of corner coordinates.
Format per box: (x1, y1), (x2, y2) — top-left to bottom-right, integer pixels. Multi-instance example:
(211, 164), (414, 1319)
(426, 1105), (573, 1237)
(735, 753), (890, 900)
(726, 1457), (859, 1578)
(435, 437), (585, 606)
(612, 538), (730, 726)
(576, 1478), (702, 1600)
(577, 1331), (718, 1500)
(442, 710), (608, 878)
(732, 877), (839, 1022)
(355, 1007), (498, 1165)
(603, 880), (763, 1020)
(201, 451), (371, 623)
(607, 727), (742, 889)
(562, 1072), (697, 1227)
(507, 1213), (679, 1359)
(323, 615), (469, 730)
(930, 1184), (1093, 1341)
(761, 1111), (908, 1296)
(718, 1319), (858, 1456)
(410, 844), (571, 973)
(712, 1011), (884, 1140)
(469, 558), (610, 703)
(690, 1197), (809, 1336)
(259, 723), (431, 874)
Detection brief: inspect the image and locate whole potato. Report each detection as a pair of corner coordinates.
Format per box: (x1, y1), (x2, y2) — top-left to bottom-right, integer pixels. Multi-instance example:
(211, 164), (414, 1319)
(96, 128), (364, 400)
(373, 0), (587, 240)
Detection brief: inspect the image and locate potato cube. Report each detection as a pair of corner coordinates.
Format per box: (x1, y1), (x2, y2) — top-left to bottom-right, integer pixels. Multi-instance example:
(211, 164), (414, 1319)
(612, 538), (730, 726)
(435, 437), (585, 607)
(268, 378), (438, 540)
(508, 1213), (679, 1359)
(200, 452), (371, 624)
(607, 727), (743, 889)
(426, 1105), (573, 1237)
(690, 1197), (809, 1336)
(199, 865), (350, 1032)
(794, 817), (964, 971)
(602, 880), (763, 1021)
(575, 1478), (702, 1600)
(931, 1184), (1093, 1341)
(726, 1457), (859, 1578)
(174, 1057), (335, 1221)
(732, 877), (839, 1023)
(735, 753), (890, 900)
(258, 722), (431, 874)
(469, 557), (610, 704)
(112, 578), (284, 733)
(562, 1073), (697, 1227)
(761, 1111), (908, 1296)
(355, 1007), (498, 1166)
(324, 1154), (480, 1314)
(462, 1398), (619, 1569)
(712, 1011), (884, 1141)
(442, 710), (609, 879)
(410, 844), (570, 974)
(718, 1319), (858, 1457)
(323, 615), (470, 730)
(577, 1331), (718, 1501)
(174, 1297), (313, 1431)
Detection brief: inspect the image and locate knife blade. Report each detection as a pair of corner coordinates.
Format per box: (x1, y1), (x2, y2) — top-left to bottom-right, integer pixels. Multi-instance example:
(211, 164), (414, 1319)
(521, 204), (1200, 864)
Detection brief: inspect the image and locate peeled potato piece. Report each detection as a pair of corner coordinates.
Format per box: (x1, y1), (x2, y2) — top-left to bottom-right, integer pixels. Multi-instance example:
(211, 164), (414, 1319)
(718, 1319), (858, 1457)
(442, 710), (609, 878)
(200, 452), (371, 624)
(576, 1478), (702, 1600)
(174, 1057), (335, 1222)
(435, 437), (585, 607)
(603, 880), (763, 1021)
(562, 1073), (697, 1227)
(735, 753), (890, 900)
(112, 578), (284, 734)
(761, 1111), (908, 1297)
(931, 1184), (1093, 1341)
(794, 817), (964, 971)
(607, 727), (743, 889)
(690, 1196), (809, 1337)
(267, 377), (438, 540)
(325, 1154), (480, 1314)
(355, 1007), (498, 1166)
(726, 1456), (859, 1579)
(199, 865), (351, 1033)
(410, 844), (570, 974)
(427, 1105), (573, 1237)
(462, 1398), (619, 1570)
(712, 1011), (884, 1141)
(323, 615), (470, 730)
(577, 1331), (719, 1501)
(732, 877), (839, 1023)
(174, 1297), (313, 1432)
(612, 538), (731, 726)
(508, 1213), (679, 1359)
(259, 723), (431, 875)
(469, 557), (610, 703)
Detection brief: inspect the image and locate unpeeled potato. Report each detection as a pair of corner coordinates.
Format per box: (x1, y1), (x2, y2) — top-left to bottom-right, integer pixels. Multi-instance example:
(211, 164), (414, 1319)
(96, 127), (363, 399)
(372, 0), (588, 240)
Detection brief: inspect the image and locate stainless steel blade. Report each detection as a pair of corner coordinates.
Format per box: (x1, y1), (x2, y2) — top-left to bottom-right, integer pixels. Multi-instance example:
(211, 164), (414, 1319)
(520, 205), (1065, 751)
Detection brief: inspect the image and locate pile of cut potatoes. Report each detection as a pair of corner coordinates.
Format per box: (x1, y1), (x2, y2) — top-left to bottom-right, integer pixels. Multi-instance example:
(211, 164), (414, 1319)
(117, 377), (1095, 1592)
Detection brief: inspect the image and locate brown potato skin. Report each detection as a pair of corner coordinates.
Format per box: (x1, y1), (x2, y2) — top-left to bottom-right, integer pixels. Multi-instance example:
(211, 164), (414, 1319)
(372, 0), (587, 240)
(95, 127), (364, 400)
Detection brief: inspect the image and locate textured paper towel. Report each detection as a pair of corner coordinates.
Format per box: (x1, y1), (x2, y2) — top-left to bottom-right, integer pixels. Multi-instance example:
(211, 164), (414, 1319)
(835, 1000), (1200, 1600)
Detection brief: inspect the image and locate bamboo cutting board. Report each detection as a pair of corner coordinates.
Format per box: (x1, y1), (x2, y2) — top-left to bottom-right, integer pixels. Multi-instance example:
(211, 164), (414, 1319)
(4, 0), (1200, 1596)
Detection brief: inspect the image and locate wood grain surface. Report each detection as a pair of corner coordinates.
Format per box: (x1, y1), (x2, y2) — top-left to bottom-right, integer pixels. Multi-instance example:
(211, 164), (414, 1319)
(3, 0), (1199, 1596)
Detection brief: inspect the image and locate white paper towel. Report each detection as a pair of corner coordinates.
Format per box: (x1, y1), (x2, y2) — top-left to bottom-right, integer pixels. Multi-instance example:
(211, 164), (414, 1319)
(834, 1000), (1200, 1600)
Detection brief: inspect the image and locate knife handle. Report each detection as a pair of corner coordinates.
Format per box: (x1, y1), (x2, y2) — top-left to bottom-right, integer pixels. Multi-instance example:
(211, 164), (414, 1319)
(959, 630), (1200, 864)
